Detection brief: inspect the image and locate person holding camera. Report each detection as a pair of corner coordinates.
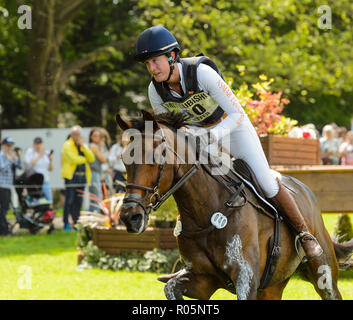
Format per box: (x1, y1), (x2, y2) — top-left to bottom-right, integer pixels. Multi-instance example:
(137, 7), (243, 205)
(0, 137), (21, 236)
(61, 126), (95, 231)
(24, 137), (54, 203)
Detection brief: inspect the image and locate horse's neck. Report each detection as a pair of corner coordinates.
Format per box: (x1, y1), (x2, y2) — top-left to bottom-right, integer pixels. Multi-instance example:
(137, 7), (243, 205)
(172, 164), (224, 229)
(166, 128), (224, 228)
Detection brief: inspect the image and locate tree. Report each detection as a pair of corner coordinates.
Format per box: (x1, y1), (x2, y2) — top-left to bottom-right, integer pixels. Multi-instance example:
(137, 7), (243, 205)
(1, 0), (352, 129)
(1, 0), (137, 128)
(61, 0), (149, 134)
(0, 0), (31, 129)
(27, 0), (138, 128)
(137, 0), (353, 128)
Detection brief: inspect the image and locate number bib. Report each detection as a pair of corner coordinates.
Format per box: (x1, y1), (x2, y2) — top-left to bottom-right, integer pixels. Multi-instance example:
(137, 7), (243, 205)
(162, 91), (220, 123)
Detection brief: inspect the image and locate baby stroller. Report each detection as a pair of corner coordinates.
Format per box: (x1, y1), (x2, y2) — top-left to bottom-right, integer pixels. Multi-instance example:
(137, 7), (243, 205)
(10, 169), (55, 235)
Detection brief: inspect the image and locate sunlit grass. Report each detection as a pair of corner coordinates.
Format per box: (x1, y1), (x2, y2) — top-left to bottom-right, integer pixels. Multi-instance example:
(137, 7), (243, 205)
(0, 214), (352, 299)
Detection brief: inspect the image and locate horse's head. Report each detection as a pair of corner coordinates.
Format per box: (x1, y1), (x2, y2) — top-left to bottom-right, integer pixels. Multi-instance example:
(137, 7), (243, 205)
(116, 110), (184, 233)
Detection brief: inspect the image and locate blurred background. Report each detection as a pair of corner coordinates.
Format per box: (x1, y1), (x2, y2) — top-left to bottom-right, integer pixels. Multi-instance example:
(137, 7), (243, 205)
(0, 0), (352, 136)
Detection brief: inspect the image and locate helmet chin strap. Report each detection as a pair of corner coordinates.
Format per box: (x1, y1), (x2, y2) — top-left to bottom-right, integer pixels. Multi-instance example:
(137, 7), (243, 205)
(165, 53), (176, 82)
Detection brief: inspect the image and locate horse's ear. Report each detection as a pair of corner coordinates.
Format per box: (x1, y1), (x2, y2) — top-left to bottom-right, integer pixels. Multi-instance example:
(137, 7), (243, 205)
(141, 110), (154, 121)
(115, 114), (130, 131)
(141, 110), (159, 130)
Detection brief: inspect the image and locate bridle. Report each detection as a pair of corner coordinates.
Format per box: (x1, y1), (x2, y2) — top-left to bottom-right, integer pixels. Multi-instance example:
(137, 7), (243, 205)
(123, 127), (200, 216)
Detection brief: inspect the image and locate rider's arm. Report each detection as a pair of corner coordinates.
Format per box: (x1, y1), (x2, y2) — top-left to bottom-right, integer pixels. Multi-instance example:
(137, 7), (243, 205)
(197, 64), (246, 141)
(197, 64), (245, 117)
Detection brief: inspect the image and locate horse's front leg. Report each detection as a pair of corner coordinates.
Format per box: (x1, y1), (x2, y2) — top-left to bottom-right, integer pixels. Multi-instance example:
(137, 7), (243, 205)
(225, 234), (260, 300)
(162, 268), (219, 300)
(228, 264), (259, 300)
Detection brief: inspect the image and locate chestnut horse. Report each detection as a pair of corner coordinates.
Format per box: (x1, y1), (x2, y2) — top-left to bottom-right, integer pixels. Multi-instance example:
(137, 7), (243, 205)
(116, 111), (353, 300)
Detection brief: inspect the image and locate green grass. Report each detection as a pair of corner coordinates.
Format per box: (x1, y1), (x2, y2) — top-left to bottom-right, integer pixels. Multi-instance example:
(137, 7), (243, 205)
(0, 214), (352, 300)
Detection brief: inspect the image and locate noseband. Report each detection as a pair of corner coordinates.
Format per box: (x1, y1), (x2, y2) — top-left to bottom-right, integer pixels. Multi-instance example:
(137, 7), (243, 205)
(123, 127), (200, 216)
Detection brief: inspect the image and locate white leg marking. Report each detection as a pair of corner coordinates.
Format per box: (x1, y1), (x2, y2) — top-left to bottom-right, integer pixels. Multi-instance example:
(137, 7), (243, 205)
(164, 278), (177, 300)
(225, 234), (254, 300)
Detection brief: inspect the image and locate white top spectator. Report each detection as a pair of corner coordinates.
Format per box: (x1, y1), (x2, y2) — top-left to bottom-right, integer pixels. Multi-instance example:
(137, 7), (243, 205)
(108, 142), (126, 173)
(25, 140), (52, 182)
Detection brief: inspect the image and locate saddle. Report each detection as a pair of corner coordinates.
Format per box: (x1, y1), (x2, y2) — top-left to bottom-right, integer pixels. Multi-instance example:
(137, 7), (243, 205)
(203, 157), (280, 219)
(200, 156), (283, 291)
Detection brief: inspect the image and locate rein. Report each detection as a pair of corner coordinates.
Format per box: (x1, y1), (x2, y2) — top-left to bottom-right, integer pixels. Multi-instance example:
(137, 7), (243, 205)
(123, 128), (200, 215)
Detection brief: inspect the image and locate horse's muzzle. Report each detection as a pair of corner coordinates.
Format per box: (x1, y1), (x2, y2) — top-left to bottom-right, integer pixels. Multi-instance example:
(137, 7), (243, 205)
(120, 208), (148, 234)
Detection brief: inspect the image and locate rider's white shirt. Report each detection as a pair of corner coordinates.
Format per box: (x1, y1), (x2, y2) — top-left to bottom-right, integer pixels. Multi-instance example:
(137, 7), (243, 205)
(148, 62), (246, 130)
(148, 62), (279, 198)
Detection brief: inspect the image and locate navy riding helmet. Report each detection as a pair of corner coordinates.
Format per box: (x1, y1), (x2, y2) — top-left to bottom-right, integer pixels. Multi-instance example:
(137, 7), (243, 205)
(135, 26), (180, 62)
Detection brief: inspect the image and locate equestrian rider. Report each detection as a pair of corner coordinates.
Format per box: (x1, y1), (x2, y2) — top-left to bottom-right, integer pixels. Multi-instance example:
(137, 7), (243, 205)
(135, 26), (323, 261)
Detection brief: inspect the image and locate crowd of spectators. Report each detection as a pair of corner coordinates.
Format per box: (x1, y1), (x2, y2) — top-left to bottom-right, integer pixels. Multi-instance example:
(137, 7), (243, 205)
(61, 126), (126, 231)
(319, 123), (353, 165)
(0, 126), (126, 234)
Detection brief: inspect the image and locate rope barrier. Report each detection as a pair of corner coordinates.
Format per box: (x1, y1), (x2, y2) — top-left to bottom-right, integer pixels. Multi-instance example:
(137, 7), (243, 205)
(0, 181), (126, 189)
(1, 183), (90, 188)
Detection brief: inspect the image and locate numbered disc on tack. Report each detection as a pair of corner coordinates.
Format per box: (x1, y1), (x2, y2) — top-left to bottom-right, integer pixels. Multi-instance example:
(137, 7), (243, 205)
(211, 212), (227, 229)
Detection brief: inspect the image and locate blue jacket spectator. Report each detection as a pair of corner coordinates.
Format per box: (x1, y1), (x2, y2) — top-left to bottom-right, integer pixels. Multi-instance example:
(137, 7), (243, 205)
(0, 137), (21, 236)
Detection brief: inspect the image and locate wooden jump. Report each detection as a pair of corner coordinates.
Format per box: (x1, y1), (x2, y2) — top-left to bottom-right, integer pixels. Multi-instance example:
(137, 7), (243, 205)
(92, 226), (176, 254)
(272, 165), (353, 213)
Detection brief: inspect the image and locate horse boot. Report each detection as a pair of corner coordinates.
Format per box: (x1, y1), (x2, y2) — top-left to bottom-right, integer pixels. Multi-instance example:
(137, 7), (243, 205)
(270, 181), (323, 262)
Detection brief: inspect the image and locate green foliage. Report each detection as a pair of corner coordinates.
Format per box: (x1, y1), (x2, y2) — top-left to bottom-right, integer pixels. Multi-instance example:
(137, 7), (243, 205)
(76, 224), (94, 249)
(152, 197), (179, 222)
(1, 0), (353, 130)
(138, 0), (353, 127)
(270, 116), (298, 136)
(77, 224), (180, 273)
(233, 73), (297, 136)
(0, 0), (32, 128)
(80, 241), (180, 273)
(334, 214), (353, 243)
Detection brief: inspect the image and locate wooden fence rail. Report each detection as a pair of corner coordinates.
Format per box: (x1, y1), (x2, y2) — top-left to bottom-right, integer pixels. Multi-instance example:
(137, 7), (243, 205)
(273, 165), (353, 213)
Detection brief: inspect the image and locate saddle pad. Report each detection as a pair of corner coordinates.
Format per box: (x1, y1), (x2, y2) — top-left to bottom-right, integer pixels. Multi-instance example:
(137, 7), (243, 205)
(203, 154), (279, 219)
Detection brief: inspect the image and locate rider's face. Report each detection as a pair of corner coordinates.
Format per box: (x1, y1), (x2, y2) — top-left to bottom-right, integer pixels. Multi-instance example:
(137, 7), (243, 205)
(144, 54), (170, 82)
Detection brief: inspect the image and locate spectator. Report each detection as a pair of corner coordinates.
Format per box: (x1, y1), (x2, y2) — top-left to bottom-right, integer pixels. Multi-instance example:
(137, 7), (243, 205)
(61, 126), (95, 231)
(12, 146), (22, 183)
(320, 124), (340, 165)
(100, 128), (112, 151)
(100, 128), (114, 195)
(302, 123), (320, 140)
(0, 137), (21, 236)
(108, 131), (127, 193)
(24, 137), (54, 202)
(88, 128), (106, 212)
(337, 126), (347, 146)
(330, 122), (339, 138)
(339, 131), (353, 165)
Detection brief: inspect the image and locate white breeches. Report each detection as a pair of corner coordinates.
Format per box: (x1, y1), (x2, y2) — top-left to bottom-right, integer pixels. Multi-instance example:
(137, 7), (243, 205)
(213, 116), (279, 198)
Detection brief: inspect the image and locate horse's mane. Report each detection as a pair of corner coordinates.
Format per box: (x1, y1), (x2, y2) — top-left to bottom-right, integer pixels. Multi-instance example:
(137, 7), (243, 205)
(129, 112), (192, 131)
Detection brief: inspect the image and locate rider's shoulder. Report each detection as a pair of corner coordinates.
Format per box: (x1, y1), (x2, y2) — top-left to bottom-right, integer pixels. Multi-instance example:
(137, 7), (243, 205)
(148, 81), (157, 93)
(196, 62), (222, 84)
(148, 81), (163, 103)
